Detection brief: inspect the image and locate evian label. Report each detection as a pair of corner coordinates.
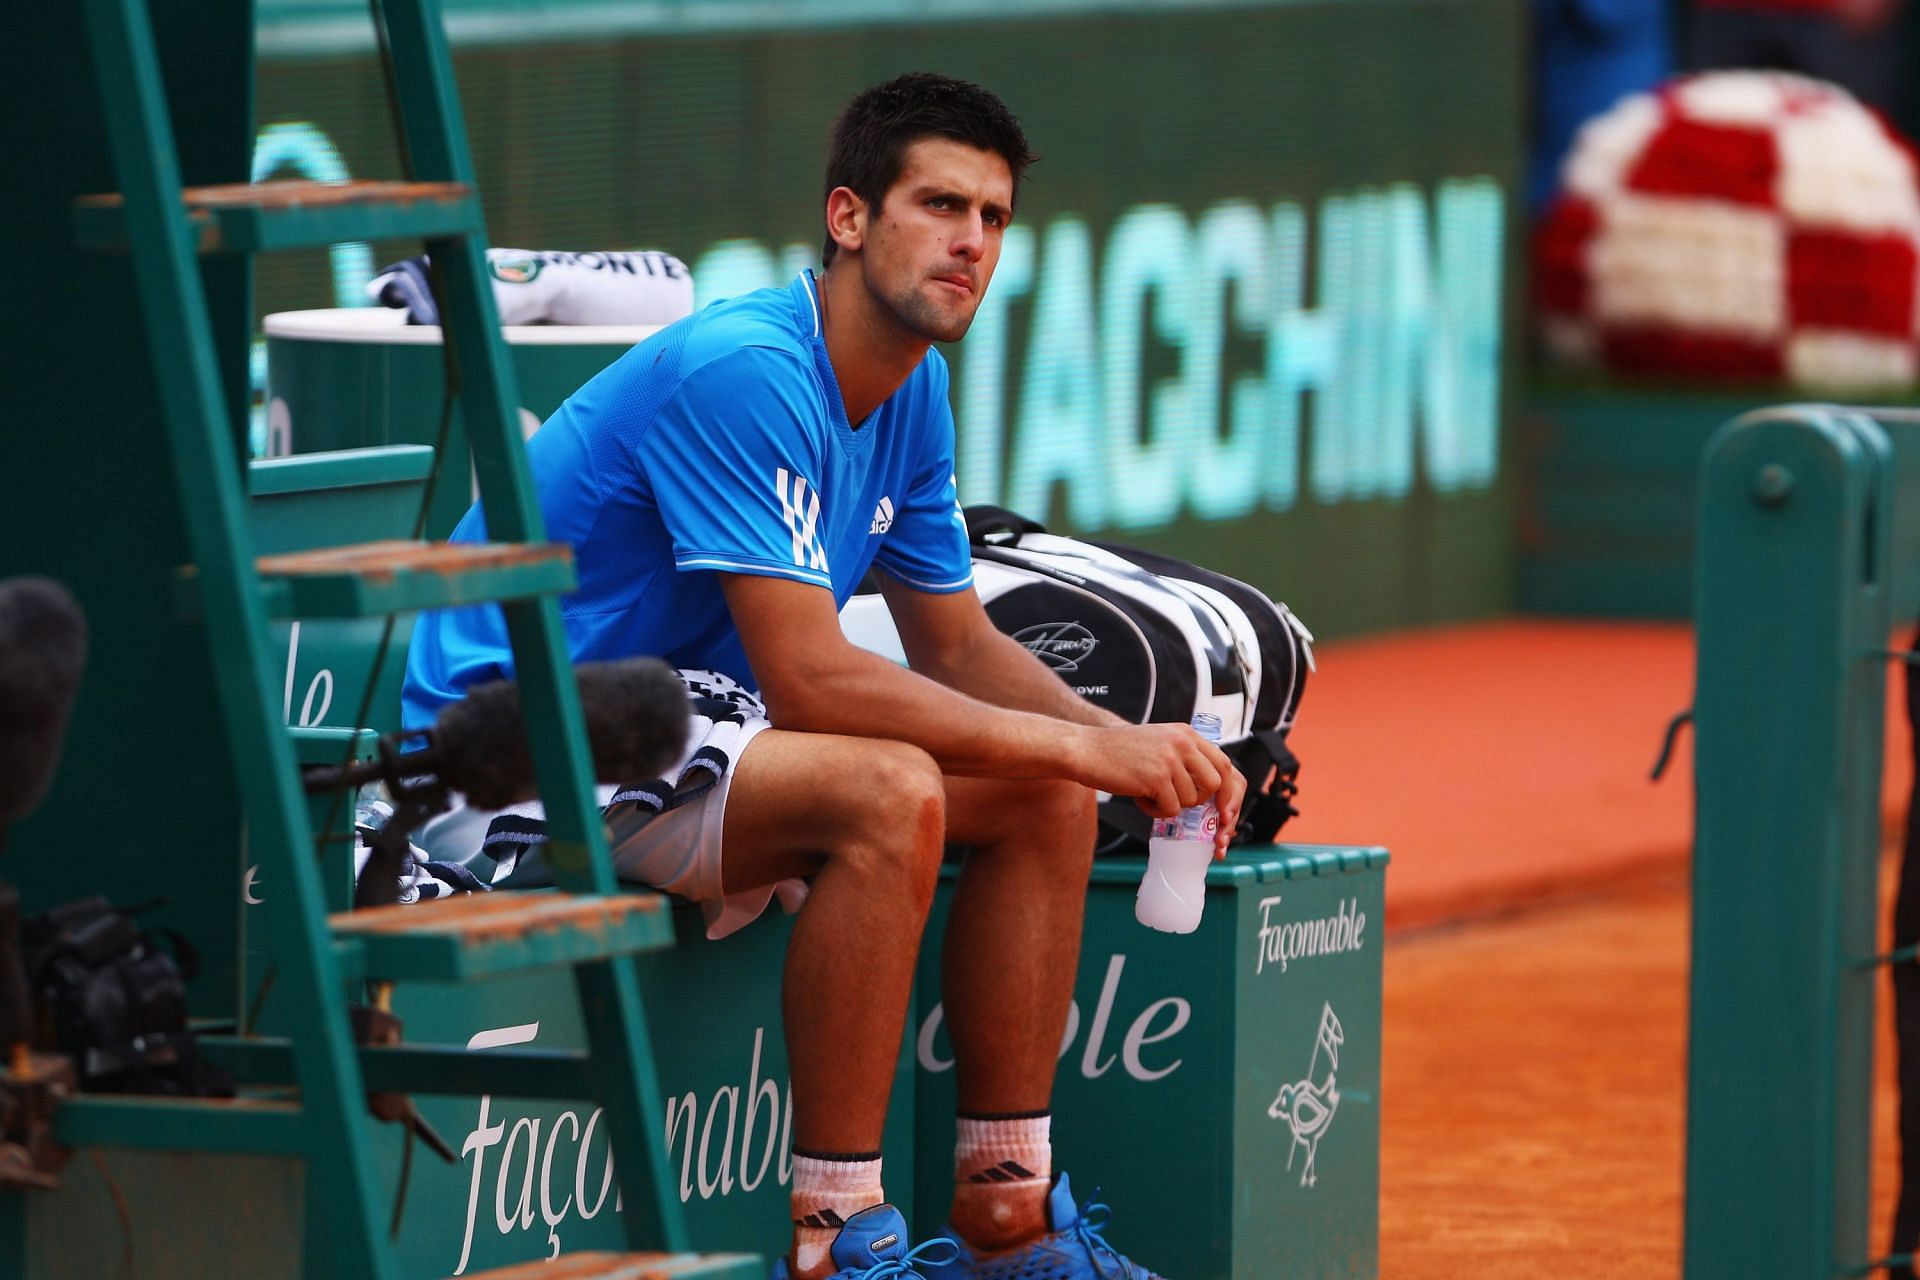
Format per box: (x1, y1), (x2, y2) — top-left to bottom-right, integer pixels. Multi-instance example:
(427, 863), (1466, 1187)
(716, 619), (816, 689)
(453, 1022), (794, 1274)
(1255, 895), (1367, 977)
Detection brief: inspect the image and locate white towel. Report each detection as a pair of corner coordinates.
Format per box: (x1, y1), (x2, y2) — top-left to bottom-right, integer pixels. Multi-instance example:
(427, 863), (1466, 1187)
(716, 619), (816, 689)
(368, 248), (694, 327)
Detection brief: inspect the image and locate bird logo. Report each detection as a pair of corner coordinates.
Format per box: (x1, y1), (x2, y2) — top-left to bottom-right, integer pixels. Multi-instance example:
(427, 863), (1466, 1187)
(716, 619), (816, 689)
(1268, 1002), (1343, 1188)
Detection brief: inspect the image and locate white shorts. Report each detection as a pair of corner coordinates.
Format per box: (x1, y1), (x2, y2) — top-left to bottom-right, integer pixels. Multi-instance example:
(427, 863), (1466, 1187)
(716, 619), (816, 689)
(411, 669), (807, 940)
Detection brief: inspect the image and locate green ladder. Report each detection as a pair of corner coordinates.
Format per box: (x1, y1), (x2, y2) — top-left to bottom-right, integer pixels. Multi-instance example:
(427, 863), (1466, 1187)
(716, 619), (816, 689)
(65, 0), (756, 1275)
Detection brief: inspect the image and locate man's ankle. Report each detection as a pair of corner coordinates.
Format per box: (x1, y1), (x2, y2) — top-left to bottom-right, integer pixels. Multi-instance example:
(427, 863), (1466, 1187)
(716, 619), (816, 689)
(948, 1178), (1050, 1251)
(788, 1149), (884, 1279)
(789, 1252), (839, 1280)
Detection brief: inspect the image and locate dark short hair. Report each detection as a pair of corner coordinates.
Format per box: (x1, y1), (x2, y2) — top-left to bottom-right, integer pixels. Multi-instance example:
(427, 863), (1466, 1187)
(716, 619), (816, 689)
(822, 73), (1035, 266)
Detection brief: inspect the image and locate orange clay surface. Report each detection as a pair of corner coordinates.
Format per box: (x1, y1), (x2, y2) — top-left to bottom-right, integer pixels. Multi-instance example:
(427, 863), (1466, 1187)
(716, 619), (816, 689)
(1286, 618), (1911, 930)
(1304, 620), (1914, 1275)
(1377, 873), (1905, 1278)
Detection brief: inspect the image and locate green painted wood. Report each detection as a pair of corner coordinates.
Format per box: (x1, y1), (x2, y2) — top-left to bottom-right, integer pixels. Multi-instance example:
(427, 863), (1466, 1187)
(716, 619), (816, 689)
(1862, 411), (1920, 618)
(201, 1035), (599, 1099)
(250, 452), (424, 755)
(251, 447), (432, 558)
(336, 894), (681, 982)
(1084, 843), (1390, 884)
(257, 541), (576, 617)
(251, 444), (436, 495)
(55, 1095), (307, 1154)
(72, 179), (481, 254)
(1684, 406), (1893, 1280)
(287, 724), (379, 765)
(265, 331), (636, 538)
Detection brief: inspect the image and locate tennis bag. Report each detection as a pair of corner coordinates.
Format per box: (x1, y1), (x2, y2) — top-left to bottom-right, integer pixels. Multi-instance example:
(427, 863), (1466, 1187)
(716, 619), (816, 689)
(843, 504), (1314, 854)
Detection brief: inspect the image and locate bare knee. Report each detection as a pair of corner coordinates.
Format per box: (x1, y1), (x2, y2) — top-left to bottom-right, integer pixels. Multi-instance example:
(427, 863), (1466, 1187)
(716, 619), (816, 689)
(964, 776), (1097, 877)
(832, 742), (945, 907)
(1032, 778), (1097, 877)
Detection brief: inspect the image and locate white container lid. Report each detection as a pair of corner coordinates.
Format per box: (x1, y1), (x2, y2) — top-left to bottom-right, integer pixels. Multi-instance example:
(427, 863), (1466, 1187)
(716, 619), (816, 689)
(263, 307), (662, 347)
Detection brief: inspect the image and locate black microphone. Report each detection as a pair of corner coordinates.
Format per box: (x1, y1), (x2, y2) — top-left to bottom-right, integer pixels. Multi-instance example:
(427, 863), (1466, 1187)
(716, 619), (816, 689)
(307, 657), (690, 810)
(437, 657), (690, 808)
(0, 578), (86, 1074)
(0, 579), (88, 830)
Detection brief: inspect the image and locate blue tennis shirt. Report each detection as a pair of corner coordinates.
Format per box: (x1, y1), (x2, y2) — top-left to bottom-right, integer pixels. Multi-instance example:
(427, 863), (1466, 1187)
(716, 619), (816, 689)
(402, 270), (973, 728)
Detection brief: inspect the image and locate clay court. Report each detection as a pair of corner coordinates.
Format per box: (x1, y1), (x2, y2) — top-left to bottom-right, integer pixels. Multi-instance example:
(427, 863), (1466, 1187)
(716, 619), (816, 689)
(1295, 618), (1913, 1275)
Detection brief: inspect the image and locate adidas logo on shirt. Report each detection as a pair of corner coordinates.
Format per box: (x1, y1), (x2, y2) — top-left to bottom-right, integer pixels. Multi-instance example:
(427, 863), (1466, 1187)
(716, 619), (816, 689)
(870, 495), (895, 536)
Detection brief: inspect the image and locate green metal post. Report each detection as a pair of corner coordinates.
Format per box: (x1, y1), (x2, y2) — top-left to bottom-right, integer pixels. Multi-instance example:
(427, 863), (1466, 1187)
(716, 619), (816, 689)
(1686, 406), (1894, 1279)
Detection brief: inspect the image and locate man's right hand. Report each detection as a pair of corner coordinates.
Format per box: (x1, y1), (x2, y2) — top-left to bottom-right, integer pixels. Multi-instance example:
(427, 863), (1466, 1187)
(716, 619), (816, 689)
(1067, 722), (1246, 853)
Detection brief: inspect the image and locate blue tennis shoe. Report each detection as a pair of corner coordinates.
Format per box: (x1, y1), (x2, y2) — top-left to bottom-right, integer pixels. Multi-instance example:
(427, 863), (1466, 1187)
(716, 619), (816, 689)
(918, 1172), (1166, 1280)
(767, 1203), (961, 1280)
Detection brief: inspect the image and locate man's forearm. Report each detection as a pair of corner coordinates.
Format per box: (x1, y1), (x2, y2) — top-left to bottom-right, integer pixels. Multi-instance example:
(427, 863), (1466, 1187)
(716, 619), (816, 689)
(919, 627), (1127, 729)
(762, 640), (1101, 779)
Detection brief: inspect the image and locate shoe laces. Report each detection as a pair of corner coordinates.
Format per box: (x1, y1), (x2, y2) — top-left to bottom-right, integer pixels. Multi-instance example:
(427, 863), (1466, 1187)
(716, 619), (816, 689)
(852, 1236), (961, 1279)
(1066, 1193), (1140, 1279)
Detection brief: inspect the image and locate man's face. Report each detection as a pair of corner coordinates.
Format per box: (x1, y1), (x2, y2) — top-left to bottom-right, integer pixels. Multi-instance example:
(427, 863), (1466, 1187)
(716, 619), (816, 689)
(854, 137), (1014, 344)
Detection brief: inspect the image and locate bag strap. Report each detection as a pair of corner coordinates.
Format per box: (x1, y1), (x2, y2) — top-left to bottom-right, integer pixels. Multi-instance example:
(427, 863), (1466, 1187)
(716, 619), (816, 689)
(1229, 729), (1301, 845)
(964, 504), (1047, 545)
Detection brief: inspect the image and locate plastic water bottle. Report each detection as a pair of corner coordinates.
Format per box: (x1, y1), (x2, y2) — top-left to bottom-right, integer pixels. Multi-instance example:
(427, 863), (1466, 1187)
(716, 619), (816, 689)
(1135, 713), (1223, 934)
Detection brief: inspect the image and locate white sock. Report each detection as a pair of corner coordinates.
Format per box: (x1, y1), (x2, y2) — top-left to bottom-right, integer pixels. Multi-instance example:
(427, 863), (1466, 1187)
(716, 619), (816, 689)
(790, 1152), (884, 1276)
(955, 1113), (1052, 1186)
(954, 1113), (1052, 1238)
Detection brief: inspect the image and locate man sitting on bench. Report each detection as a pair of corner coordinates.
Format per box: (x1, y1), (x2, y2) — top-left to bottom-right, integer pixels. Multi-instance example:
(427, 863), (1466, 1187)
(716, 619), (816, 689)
(402, 72), (1243, 1280)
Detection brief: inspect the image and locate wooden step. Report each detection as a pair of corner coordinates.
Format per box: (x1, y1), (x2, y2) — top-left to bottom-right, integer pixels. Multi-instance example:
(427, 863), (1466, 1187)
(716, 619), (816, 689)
(74, 178), (482, 254)
(250, 539), (575, 618)
(467, 1253), (764, 1279)
(331, 891), (677, 982)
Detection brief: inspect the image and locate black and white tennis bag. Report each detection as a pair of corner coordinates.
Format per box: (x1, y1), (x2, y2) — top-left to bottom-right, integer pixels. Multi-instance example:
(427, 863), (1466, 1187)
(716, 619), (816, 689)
(841, 504), (1314, 854)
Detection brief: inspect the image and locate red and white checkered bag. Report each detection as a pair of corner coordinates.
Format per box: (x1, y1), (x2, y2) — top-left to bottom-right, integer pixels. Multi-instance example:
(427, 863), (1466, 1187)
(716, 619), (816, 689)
(1536, 71), (1920, 392)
